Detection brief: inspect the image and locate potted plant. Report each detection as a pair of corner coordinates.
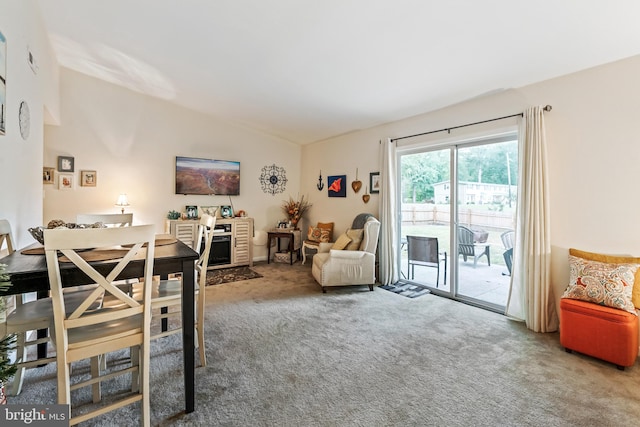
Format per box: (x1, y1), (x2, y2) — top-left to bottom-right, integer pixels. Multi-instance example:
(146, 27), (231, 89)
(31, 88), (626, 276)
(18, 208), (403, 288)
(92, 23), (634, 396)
(0, 264), (16, 404)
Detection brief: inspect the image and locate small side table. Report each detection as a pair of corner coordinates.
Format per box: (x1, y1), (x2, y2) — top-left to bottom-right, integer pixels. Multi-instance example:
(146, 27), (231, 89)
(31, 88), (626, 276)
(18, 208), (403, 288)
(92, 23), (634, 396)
(267, 229), (301, 265)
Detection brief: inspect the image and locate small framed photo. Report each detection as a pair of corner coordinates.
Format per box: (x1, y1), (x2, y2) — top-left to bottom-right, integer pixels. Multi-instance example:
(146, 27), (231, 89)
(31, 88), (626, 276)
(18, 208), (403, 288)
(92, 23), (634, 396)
(43, 167), (54, 184)
(58, 173), (74, 190)
(80, 170), (97, 187)
(220, 205), (233, 218)
(370, 172), (380, 194)
(199, 206), (218, 217)
(57, 156), (75, 172)
(185, 205), (198, 219)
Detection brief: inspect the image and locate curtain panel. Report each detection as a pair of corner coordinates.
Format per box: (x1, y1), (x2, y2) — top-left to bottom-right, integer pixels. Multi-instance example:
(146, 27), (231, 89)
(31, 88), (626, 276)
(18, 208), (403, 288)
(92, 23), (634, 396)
(506, 106), (558, 332)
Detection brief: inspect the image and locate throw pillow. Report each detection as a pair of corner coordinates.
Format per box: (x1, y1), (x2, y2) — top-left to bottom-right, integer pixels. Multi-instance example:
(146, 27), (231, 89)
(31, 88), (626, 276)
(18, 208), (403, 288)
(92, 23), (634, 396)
(332, 233), (352, 250)
(307, 226), (330, 243)
(561, 255), (638, 315)
(569, 248), (640, 309)
(317, 222), (334, 242)
(345, 228), (364, 250)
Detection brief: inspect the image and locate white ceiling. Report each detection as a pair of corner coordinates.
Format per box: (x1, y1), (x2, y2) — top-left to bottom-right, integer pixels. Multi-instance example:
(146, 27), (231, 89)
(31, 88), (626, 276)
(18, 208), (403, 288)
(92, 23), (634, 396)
(36, 1), (640, 144)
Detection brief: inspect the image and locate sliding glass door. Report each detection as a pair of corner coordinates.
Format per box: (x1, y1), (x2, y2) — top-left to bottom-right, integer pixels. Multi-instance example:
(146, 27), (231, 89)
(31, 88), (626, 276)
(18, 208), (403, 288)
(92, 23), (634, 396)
(398, 135), (517, 312)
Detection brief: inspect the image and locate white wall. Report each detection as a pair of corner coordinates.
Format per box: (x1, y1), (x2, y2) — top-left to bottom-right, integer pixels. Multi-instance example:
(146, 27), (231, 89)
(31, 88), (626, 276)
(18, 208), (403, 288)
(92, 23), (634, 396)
(43, 69), (301, 260)
(302, 54), (640, 315)
(0, 0), (58, 252)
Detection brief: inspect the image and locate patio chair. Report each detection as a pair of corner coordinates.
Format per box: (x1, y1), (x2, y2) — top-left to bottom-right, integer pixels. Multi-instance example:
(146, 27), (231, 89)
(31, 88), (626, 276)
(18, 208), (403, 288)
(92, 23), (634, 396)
(500, 230), (515, 275)
(457, 225), (490, 267)
(406, 235), (447, 287)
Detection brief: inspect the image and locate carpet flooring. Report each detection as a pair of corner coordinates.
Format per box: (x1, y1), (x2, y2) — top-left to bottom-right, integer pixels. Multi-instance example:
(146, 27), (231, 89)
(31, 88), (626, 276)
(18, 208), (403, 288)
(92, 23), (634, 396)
(205, 266), (262, 286)
(8, 261), (640, 426)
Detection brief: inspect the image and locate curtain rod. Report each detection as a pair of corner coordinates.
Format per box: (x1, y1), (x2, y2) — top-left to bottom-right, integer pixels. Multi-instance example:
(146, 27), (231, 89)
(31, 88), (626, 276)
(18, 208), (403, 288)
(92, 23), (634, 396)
(391, 105), (552, 142)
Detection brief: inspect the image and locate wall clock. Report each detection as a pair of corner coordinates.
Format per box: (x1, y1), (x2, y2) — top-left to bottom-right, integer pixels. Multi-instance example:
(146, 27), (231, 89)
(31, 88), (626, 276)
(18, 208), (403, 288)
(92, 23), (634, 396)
(259, 164), (288, 195)
(19, 100), (30, 140)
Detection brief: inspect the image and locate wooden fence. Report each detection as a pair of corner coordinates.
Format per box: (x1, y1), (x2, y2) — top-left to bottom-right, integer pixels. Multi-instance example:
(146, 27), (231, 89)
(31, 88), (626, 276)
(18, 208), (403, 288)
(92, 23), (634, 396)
(401, 203), (514, 231)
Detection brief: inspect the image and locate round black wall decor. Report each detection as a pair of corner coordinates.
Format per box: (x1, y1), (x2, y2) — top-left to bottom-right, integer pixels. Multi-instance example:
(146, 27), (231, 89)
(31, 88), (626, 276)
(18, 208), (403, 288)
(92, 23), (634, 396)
(259, 164), (287, 195)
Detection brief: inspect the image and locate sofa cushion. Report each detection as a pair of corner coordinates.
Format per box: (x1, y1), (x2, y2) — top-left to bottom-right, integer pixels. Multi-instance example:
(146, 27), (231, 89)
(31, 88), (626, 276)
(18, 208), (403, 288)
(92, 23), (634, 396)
(345, 228), (364, 250)
(569, 248), (640, 309)
(307, 226), (331, 243)
(562, 255), (638, 315)
(331, 233), (352, 250)
(316, 222), (334, 242)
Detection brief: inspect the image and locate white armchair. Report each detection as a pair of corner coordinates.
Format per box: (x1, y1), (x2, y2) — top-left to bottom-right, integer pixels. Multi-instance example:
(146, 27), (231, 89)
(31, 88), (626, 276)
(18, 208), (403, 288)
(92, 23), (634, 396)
(311, 214), (380, 293)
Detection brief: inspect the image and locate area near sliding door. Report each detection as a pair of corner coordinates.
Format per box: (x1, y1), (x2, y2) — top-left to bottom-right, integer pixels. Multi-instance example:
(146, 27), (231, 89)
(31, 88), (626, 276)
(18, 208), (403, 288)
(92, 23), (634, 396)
(397, 133), (517, 312)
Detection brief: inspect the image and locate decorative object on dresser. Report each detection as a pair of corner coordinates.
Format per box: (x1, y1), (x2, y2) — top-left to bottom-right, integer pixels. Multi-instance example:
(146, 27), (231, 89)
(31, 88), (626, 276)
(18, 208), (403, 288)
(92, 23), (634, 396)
(186, 205), (198, 219)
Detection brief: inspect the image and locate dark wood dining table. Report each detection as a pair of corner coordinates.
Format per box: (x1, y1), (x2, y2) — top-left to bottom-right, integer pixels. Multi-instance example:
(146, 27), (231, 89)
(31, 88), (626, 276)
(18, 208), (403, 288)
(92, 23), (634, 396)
(0, 238), (199, 414)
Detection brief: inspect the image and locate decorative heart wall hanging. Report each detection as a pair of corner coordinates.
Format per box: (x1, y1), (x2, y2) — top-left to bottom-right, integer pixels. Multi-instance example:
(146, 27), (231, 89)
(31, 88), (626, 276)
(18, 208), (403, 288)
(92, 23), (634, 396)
(351, 168), (362, 193)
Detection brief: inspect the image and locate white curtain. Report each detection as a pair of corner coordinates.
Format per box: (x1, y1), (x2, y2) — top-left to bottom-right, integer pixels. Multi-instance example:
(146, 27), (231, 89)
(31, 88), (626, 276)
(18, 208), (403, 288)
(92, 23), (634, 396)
(505, 106), (558, 332)
(378, 138), (399, 285)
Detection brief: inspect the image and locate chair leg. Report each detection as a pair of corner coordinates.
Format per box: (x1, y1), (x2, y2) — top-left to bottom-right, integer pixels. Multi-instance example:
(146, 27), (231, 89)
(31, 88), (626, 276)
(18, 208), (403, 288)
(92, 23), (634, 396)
(91, 356), (101, 403)
(10, 332), (26, 396)
(368, 284), (373, 291)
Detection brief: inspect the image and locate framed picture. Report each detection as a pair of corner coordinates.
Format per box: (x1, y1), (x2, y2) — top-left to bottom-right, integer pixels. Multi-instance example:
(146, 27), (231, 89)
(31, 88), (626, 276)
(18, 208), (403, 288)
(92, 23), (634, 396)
(199, 205), (218, 217)
(185, 205), (198, 219)
(327, 175), (347, 198)
(370, 172), (380, 194)
(220, 205), (233, 218)
(58, 173), (74, 190)
(80, 170), (97, 187)
(57, 156), (74, 172)
(43, 167), (54, 184)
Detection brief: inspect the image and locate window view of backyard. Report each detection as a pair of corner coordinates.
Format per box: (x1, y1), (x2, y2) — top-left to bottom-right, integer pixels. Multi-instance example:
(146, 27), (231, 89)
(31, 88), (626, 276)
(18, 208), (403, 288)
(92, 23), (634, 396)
(398, 139), (517, 310)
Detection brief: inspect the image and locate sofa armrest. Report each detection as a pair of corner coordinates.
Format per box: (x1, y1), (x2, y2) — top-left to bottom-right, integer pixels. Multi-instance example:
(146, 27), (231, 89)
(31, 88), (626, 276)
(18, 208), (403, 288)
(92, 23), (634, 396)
(317, 242), (334, 253)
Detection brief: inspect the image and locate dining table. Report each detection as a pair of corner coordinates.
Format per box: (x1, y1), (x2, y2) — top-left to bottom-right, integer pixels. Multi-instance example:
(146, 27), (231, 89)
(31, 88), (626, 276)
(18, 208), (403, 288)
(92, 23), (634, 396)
(0, 236), (200, 414)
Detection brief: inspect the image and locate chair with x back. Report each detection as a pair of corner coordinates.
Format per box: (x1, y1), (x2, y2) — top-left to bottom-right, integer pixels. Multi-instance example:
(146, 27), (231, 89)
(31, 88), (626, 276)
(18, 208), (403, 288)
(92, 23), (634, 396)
(134, 214), (216, 366)
(44, 225), (155, 426)
(2, 219), (105, 397)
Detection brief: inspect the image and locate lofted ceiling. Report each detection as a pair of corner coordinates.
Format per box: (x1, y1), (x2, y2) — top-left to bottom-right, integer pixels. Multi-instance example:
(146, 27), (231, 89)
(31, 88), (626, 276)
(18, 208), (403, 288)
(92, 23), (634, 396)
(36, 1), (640, 145)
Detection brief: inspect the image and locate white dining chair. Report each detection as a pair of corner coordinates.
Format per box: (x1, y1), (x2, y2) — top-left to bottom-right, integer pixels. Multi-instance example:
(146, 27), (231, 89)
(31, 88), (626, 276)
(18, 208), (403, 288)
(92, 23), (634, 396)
(44, 225), (155, 426)
(135, 214), (215, 366)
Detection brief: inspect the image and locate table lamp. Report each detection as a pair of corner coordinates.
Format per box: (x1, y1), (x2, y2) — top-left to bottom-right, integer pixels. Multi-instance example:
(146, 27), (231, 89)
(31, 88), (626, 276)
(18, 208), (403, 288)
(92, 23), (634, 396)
(115, 193), (130, 214)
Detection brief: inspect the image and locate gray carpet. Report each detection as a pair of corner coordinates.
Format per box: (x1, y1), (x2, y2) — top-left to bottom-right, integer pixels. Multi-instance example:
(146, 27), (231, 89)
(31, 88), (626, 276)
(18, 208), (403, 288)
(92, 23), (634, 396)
(8, 261), (640, 426)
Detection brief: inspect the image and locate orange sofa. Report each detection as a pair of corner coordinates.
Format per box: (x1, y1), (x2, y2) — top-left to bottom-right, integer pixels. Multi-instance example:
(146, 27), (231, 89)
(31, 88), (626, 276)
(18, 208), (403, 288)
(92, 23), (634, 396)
(560, 298), (638, 369)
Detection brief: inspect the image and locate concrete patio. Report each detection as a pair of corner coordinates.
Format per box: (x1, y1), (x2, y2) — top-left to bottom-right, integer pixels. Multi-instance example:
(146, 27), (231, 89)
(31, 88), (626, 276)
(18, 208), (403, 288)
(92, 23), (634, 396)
(399, 254), (511, 307)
